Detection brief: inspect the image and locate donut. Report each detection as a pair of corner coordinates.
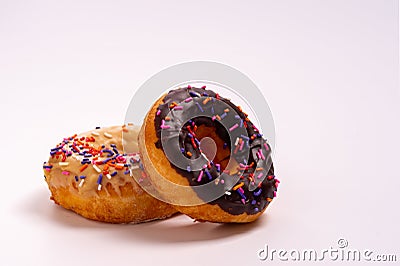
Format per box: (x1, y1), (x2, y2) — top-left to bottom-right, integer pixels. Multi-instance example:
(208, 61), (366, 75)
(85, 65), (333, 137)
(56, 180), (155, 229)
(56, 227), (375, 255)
(43, 125), (177, 223)
(138, 86), (279, 223)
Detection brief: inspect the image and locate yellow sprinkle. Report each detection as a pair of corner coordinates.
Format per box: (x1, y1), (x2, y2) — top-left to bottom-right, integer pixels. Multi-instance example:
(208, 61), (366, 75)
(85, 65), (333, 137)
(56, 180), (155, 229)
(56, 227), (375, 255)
(215, 115), (221, 121)
(91, 131), (100, 136)
(104, 132), (112, 138)
(58, 162), (69, 166)
(224, 108), (230, 113)
(186, 152), (192, 157)
(267, 198), (273, 202)
(233, 182), (244, 190)
(165, 116), (171, 121)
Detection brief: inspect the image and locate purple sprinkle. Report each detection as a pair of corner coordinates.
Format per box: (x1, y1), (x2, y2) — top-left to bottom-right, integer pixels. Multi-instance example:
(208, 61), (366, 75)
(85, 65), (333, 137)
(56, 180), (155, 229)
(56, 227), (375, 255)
(189, 91), (200, 97)
(237, 189), (246, 199)
(220, 113), (227, 119)
(186, 165), (191, 172)
(80, 175), (86, 179)
(254, 188), (262, 196)
(74, 176), (79, 182)
(240, 134), (250, 141)
(185, 97), (193, 102)
(97, 174), (103, 184)
(102, 158), (112, 164)
(251, 200), (256, 205)
(124, 169), (130, 175)
(111, 171), (118, 177)
(205, 169), (213, 180)
(195, 102), (204, 112)
(254, 208), (259, 212)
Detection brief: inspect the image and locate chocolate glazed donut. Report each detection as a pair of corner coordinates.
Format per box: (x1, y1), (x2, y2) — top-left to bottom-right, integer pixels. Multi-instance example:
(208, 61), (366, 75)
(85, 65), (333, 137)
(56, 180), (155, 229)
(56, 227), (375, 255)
(139, 86), (279, 223)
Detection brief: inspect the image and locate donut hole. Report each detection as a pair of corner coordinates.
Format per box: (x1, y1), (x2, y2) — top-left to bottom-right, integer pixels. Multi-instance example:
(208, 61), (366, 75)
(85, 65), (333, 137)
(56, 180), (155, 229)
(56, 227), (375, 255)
(199, 137), (217, 161)
(192, 124), (231, 171)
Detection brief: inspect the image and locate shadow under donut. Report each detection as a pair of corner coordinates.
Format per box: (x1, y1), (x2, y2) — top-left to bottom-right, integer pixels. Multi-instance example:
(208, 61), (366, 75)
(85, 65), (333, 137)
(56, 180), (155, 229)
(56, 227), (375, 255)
(18, 188), (268, 243)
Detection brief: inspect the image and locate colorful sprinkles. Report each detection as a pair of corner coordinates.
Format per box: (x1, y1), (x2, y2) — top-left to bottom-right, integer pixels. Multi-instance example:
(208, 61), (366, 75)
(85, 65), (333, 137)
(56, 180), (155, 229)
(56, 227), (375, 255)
(155, 85), (279, 215)
(43, 126), (138, 192)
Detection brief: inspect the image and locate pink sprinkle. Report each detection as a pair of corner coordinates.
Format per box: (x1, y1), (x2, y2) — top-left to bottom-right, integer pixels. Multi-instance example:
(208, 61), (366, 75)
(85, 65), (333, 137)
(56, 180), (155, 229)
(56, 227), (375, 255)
(252, 124), (260, 132)
(197, 171), (204, 182)
(220, 179), (225, 184)
(156, 110), (161, 116)
(45, 168), (51, 172)
(256, 151), (261, 159)
(241, 198), (246, 205)
(201, 85), (206, 89)
(212, 116), (216, 121)
(274, 191), (277, 197)
(187, 85), (192, 89)
(62, 171), (70, 175)
(257, 172), (264, 179)
(239, 140), (244, 151)
(238, 187), (245, 194)
(160, 119), (171, 129)
(264, 143), (269, 151)
(229, 123), (239, 132)
(173, 105), (183, 110)
(185, 97), (193, 102)
(259, 149), (265, 160)
(275, 181), (279, 188)
(239, 163), (246, 168)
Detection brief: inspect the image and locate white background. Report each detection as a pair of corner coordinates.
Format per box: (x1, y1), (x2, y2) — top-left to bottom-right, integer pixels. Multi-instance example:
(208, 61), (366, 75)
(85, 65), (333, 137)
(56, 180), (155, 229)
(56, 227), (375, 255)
(1, 1), (399, 265)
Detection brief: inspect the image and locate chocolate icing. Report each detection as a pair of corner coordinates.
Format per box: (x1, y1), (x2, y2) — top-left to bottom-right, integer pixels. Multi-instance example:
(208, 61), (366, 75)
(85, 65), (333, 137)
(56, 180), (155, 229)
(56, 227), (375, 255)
(154, 86), (277, 215)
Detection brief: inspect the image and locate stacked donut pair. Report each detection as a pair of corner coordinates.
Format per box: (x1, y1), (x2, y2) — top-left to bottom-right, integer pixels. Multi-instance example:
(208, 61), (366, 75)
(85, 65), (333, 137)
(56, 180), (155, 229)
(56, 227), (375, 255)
(43, 86), (279, 223)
